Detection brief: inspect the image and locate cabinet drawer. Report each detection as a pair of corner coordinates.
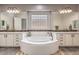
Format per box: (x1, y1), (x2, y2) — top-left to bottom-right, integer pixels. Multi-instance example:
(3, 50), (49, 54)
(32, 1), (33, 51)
(16, 43), (19, 45)
(60, 43), (64, 46)
(14, 42), (20, 46)
(15, 40), (19, 42)
(14, 39), (20, 43)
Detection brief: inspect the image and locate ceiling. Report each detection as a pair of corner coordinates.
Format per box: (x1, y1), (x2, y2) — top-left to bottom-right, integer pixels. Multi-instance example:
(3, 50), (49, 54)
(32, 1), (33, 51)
(0, 4), (78, 12)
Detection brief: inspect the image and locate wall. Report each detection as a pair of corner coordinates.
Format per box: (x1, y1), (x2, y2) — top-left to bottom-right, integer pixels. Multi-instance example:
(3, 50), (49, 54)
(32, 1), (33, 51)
(51, 12), (63, 30)
(61, 12), (79, 30)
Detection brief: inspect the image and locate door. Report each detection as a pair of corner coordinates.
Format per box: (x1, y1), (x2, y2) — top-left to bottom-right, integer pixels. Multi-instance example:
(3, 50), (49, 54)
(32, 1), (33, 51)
(73, 34), (79, 46)
(63, 34), (72, 46)
(0, 33), (6, 46)
(6, 33), (14, 46)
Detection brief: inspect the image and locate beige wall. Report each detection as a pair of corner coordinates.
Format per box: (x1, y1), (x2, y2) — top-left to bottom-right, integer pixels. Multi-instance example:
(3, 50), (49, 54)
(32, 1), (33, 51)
(51, 12), (63, 30)
(61, 12), (79, 30)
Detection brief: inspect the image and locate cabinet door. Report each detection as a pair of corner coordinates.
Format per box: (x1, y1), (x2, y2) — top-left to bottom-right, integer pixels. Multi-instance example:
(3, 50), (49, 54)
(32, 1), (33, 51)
(6, 34), (14, 46)
(0, 34), (6, 46)
(73, 34), (79, 46)
(63, 34), (72, 46)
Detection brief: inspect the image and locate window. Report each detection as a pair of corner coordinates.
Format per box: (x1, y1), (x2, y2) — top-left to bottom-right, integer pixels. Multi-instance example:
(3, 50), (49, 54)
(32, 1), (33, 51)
(28, 11), (51, 30)
(31, 15), (48, 20)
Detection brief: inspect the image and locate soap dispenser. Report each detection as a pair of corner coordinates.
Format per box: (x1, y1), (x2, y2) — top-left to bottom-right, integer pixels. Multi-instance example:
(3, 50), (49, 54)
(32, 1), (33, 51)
(69, 24), (72, 30)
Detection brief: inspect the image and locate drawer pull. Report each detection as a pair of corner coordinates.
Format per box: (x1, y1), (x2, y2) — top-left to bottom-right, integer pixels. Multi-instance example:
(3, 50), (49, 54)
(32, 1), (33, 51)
(16, 40), (19, 42)
(60, 43), (63, 45)
(60, 40), (63, 41)
(16, 43), (19, 45)
(71, 34), (75, 37)
(60, 37), (63, 39)
(16, 38), (19, 39)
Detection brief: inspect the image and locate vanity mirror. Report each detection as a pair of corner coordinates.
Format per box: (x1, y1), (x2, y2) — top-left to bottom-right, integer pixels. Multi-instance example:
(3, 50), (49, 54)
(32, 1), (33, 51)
(73, 20), (79, 30)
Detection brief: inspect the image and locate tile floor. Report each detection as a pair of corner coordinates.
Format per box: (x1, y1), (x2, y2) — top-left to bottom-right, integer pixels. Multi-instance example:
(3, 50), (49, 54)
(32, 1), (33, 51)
(0, 47), (79, 55)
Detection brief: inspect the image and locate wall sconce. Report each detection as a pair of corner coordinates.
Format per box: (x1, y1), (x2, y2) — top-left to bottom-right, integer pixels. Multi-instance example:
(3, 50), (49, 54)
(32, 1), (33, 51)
(6, 7), (20, 14)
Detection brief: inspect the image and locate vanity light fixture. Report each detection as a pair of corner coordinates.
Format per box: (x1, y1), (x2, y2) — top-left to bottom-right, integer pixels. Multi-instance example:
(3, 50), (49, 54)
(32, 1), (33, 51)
(59, 7), (72, 14)
(6, 7), (20, 14)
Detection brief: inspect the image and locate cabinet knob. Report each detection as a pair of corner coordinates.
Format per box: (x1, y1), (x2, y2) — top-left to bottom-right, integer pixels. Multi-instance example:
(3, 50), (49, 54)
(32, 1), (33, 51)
(71, 34), (75, 37)
(4, 34), (7, 38)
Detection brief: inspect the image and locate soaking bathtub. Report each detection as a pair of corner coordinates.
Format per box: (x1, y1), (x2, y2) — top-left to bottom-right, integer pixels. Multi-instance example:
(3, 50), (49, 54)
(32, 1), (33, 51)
(20, 32), (59, 55)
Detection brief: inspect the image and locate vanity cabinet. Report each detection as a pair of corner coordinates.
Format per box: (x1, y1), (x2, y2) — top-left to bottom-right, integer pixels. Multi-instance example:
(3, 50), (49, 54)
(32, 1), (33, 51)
(0, 32), (22, 47)
(57, 33), (79, 46)
(0, 33), (14, 47)
(57, 33), (72, 46)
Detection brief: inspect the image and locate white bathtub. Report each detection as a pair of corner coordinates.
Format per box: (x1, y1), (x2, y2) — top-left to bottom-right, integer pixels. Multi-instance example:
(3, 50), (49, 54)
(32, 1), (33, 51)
(20, 32), (59, 55)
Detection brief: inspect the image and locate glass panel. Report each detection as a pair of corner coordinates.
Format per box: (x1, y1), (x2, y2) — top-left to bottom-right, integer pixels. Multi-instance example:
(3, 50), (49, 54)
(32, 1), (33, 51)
(31, 14), (48, 30)
(31, 15), (48, 20)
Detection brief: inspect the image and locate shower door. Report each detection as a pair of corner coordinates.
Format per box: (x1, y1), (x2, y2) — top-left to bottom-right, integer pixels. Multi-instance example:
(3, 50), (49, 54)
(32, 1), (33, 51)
(28, 11), (51, 30)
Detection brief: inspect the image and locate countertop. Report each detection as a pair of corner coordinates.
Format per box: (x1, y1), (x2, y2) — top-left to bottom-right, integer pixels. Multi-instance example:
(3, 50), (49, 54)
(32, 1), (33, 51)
(0, 30), (77, 32)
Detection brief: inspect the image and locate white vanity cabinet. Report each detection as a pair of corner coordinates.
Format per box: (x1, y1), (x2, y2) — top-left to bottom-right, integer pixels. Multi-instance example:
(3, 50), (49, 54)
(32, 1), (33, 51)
(0, 33), (14, 47)
(57, 33), (72, 46)
(0, 32), (22, 47)
(57, 32), (79, 47)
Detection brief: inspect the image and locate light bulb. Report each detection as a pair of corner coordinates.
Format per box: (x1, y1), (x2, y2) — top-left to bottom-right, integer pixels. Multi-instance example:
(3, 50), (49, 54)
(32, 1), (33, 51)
(12, 10), (15, 13)
(62, 10), (64, 14)
(15, 10), (20, 13)
(6, 10), (9, 13)
(10, 10), (13, 13)
(64, 9), (67, 13)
